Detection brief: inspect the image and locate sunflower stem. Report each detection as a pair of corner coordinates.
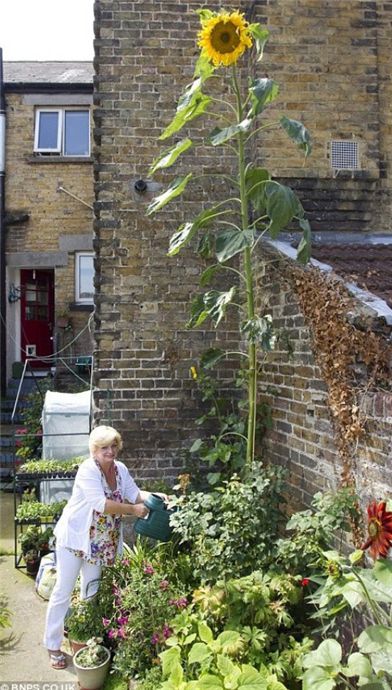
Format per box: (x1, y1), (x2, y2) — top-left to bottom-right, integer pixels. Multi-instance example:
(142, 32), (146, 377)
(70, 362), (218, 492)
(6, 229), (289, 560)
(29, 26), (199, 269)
(232, 65), (257, 468)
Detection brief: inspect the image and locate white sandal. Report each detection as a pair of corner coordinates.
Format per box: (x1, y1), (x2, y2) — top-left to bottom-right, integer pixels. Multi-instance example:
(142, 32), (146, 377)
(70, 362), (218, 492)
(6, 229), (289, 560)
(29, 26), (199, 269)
(49, 652), (67, 669)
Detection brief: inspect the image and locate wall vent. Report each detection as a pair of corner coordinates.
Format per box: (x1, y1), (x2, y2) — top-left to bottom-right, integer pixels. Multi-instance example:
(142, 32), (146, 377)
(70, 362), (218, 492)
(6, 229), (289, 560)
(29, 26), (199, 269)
(329, 139), (360, 172)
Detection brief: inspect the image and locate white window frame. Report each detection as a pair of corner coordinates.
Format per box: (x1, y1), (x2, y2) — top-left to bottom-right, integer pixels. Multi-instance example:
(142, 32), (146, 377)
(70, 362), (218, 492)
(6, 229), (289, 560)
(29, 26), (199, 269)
(34, 108), (90, 157)
(75, 252), (94, 304)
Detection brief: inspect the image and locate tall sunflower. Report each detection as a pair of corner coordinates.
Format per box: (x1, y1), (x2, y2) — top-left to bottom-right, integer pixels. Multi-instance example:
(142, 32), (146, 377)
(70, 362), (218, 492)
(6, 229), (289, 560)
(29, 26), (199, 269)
(361, 500), (392, 559)
(198, 10), (253, 67)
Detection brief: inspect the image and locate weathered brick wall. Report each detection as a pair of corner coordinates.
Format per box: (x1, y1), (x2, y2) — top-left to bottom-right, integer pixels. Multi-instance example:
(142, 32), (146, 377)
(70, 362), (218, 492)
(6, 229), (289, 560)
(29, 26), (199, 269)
(250, 0), (390, 232)
(256, 250), (392, 510)
(5, 91), (94, 368)
(93, 0), (392, 484)
(93, 0), (242, 480)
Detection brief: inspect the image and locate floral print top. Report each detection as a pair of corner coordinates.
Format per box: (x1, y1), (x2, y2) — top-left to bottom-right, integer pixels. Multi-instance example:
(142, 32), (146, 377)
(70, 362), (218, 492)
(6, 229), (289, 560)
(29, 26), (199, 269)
(68, 462), (122, 566)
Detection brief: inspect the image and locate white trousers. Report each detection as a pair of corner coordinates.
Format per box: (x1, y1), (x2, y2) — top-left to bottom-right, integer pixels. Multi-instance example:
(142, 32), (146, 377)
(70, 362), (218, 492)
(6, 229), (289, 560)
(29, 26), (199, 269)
(43, 546), (102, 650)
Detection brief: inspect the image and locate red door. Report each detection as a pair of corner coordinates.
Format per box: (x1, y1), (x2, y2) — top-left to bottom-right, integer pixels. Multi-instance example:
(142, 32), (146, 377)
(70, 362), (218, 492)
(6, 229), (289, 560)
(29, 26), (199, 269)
(20, 269), (54, 367)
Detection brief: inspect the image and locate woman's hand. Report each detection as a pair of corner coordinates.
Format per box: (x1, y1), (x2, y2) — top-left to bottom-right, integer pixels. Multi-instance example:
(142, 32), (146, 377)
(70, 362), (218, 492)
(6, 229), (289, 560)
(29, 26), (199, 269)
(132, 503), (149, 519)
(153, 491), (170, 504)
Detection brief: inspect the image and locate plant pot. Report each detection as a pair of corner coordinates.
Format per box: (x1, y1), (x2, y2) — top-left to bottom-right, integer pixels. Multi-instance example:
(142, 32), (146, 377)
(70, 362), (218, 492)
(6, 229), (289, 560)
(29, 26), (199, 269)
(73, 646), (110, 690)
(70, 639), (88, 654)
(25, 557), (40, 575)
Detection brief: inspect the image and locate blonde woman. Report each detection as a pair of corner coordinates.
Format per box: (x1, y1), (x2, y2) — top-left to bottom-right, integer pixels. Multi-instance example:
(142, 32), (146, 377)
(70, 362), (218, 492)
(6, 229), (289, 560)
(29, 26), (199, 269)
(43, 425), (166, 669)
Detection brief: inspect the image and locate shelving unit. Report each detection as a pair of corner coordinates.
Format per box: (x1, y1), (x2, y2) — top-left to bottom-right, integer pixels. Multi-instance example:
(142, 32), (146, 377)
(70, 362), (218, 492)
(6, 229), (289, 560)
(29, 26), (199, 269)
(13, 467), (77, 571)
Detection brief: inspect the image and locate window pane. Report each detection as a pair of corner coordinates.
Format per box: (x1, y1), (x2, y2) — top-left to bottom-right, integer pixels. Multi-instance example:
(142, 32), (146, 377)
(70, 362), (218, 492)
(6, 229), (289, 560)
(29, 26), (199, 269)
(78, 255), (94, 300)
(38, 112), (59, 149)
(64, 111), (90, 156)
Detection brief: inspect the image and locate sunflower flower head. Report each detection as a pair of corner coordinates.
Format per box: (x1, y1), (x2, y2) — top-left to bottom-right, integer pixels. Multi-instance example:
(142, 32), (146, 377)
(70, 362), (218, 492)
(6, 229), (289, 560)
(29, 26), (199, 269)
(197, 10), (253, 67)
(361, 500), (392, 560)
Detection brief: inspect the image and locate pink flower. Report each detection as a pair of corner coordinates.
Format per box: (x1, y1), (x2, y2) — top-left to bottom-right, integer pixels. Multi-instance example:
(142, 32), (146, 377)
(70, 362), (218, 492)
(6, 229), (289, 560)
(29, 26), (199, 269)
(102, 617), (111, 627)
(159, 579), (169, 590)
(108, 629), (118, 639)
(162, 624), (172, 639)
(117, 626), (127, 639)
(151, 632), (160, 645)
(121, 558), (130, 566)
(143, 562), (155, 575)
(169, 597), (188, 609)
(117, 615), (129, 625)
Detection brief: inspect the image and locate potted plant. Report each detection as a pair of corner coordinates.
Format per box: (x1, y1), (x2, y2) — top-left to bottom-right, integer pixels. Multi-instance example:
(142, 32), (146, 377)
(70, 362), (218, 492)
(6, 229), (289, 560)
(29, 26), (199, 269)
(73, 637), (111, 690)
(18, 525), (54, 575)
(65, 597), (105, 654)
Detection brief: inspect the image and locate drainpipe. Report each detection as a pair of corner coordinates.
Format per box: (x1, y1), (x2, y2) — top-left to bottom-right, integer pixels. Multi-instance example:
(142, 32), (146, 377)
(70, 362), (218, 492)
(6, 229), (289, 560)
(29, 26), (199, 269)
(0, 48), (6, 396)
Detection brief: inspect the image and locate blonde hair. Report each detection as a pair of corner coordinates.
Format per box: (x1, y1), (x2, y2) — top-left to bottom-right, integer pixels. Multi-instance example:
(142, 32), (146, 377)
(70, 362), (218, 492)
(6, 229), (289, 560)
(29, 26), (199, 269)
(89, 425), (123, 454)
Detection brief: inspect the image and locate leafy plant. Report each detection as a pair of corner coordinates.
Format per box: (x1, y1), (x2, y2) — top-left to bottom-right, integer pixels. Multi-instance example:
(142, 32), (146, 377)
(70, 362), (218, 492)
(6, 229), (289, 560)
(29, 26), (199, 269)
(276, 488), (361, 574)
(74, 637), (109, 668)
(302, 550), (392, 689)
(16, 457), (82, 476)
(15, 499), (67, 522)
(169, 462), (285, 583)
(65, 596), (106, 643)
(163, 569), (313, 687)
(98, 541), (190, 680)
(18, 525), (53, 555)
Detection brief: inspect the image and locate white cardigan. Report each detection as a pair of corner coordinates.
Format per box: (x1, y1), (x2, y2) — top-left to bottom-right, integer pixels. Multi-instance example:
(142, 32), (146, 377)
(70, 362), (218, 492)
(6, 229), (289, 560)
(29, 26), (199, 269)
(54, 457), (140, 556)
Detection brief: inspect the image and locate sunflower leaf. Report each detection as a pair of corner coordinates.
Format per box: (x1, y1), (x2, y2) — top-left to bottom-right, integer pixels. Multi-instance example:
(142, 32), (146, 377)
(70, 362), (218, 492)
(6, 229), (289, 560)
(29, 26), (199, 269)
(187, 295), (209, 329)
(193, 53), (216, 81)
(196, 8), (215, 22)
(216, 228), (254, 263)
(296, 218), (312, 265)
(160, 81), (212, 140)
(265, 181), (301, 238)
(168, 206), (229, 256)
(248, 78), (279, 117)
(147, 174), (193, 215)
(248, 24), (270, 62)
(188, 288), (236, 328)
(280, 116), (312, 157)
(209, 119), (252, 146)
(245, 166), (270, 210)
(197, 231), (215, 259)
(200, 348), (226, 370)
(204, 287), (236, 326)
(200, 265), (221, 286)
(149, 138), (193, 174)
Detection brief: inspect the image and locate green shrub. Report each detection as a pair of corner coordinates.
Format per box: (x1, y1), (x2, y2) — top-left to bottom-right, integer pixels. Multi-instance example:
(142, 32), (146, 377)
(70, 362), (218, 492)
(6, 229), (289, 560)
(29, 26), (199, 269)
(169, 462), (285, 583)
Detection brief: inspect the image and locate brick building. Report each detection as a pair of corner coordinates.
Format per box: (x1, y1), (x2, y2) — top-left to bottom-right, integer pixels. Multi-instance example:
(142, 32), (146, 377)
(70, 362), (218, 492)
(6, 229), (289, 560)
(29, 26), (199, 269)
(2, 61), (94, 387)
(92, 0), (392, 501)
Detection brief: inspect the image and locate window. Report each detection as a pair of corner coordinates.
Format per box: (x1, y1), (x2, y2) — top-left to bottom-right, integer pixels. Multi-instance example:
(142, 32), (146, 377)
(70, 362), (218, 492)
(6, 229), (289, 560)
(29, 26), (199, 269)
(75, 252), (94, 304)
(34, 108), (90, 157)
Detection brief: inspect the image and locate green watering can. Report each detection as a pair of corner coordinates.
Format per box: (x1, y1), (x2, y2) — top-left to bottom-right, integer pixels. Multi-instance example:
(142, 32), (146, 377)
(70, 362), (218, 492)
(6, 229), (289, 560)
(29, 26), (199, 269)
(134, 493), (174, 542)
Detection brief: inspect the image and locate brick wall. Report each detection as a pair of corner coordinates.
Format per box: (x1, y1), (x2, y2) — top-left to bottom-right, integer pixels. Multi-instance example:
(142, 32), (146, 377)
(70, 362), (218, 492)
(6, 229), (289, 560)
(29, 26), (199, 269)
(256, 249), (392, 510)
(93, 0), (392, 486)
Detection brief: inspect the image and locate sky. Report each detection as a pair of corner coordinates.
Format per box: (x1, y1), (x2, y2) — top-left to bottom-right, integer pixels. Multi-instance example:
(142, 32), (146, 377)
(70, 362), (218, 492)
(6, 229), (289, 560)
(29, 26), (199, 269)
(0, 0), (94, 61)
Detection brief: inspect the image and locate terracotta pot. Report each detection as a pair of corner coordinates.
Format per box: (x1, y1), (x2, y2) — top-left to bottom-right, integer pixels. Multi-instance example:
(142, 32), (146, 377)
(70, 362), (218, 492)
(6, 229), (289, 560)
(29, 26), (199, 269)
(73, 646), (111, 690)
(70, 639), (88, 654)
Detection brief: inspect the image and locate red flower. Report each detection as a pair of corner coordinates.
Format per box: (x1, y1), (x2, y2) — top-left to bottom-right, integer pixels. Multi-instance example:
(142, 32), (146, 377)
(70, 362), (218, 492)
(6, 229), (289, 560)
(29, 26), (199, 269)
(361, 500), (392, 560)
(300, 578), (310, 587)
